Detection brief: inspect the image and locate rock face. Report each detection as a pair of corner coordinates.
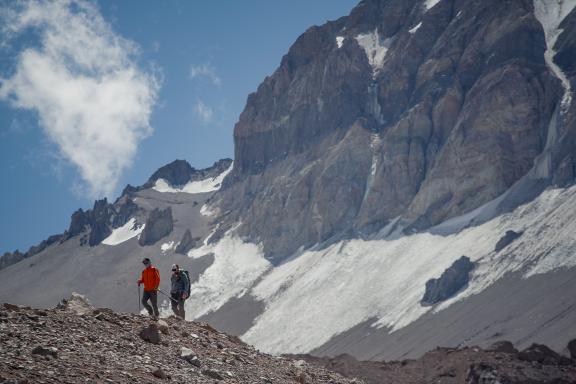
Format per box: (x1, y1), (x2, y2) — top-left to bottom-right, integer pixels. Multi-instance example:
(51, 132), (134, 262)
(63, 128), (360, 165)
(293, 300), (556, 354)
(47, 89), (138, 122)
(421, 256), (474, 305)
(88, 199), (114, 246)
(213, 0), (572, 263)
(139, 208), (174, 246)
(175, 229), (199, 255)
(494, 230), (523, 252)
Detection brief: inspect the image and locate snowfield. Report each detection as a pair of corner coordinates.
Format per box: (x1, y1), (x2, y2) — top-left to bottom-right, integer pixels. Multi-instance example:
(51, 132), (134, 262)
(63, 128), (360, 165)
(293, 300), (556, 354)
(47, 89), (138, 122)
(153, 162), (233, 194)
(185, 185), (576, 355)
(533, 0), (576, 106)
(101, 218), (144, 246)
(355, 29), (389, 76)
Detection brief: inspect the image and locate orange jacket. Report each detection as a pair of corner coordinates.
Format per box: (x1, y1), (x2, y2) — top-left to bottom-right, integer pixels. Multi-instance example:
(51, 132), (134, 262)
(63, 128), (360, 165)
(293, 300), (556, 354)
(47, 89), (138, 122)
(139, 265), (160, 292)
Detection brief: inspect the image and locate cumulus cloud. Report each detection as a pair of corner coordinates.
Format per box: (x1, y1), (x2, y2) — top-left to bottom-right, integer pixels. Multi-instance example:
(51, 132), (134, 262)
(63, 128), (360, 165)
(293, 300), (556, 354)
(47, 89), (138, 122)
(189, 64), (221, 86)
(0, 0), (159, 198)
(194, 100), (213, 123)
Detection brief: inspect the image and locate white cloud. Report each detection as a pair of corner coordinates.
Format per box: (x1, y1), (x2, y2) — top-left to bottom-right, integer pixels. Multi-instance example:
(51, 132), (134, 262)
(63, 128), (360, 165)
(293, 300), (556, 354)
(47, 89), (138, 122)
(194, 100), (213, 123)
(0, 0), (159, 198)
(189, 64), (221, 86)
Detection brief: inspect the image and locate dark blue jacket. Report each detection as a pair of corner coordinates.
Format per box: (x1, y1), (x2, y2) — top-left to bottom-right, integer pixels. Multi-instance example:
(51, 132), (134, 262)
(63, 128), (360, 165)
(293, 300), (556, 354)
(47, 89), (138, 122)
(170, 271), (190, 295)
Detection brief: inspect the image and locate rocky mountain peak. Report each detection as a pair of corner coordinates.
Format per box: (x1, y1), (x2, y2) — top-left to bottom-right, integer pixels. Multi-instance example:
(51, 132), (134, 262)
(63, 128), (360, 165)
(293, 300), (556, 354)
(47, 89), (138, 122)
(146, 159), (195, 187)
(214, 0), (576, 263)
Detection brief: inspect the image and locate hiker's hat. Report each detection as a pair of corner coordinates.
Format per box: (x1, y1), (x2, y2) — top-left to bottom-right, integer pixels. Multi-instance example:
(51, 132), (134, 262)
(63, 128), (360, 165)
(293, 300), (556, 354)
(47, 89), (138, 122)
(142, 258), (151, 265)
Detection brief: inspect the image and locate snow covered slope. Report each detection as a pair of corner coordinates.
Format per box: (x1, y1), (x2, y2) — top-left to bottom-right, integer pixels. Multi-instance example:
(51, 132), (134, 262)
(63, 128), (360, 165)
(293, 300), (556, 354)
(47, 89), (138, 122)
(186, 185), (576, 358)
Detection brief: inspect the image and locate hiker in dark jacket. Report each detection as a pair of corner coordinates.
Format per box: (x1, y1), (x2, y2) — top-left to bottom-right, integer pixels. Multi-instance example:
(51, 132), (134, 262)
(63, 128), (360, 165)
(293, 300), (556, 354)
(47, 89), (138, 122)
(170, 264), (189, 319)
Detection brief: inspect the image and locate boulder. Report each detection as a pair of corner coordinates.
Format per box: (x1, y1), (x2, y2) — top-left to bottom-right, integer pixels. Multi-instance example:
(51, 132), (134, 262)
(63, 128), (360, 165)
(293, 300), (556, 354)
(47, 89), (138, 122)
(175, 230), (199, 255)
(57, 293), (94, 316)
(465, 363), (501, 384)
(139, 323), (161, 344)
(152, 368), (168, 379)
(181, 347), (201, 367)
(487, 341), (518, 354)
(567, 339), (576, 360)
(421, 256), (475, 305)
(157, 320), (169, 335)
(494, 230), (523, 253)
(202, 369), (224, 380)
(31, 346), (58, 358)
(518, 343), (571, 365)
(138, 208), (174, 246)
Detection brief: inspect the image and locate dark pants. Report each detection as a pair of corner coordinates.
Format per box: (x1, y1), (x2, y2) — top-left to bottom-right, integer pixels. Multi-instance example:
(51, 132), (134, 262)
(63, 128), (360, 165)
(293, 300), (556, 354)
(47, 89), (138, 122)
(142, 290), (159, 318)
(171, 292), (185, 319)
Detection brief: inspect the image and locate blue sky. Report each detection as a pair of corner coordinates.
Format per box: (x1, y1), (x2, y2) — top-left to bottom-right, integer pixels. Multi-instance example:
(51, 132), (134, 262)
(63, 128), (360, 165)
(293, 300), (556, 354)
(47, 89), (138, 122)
(0, 0), (358, 254)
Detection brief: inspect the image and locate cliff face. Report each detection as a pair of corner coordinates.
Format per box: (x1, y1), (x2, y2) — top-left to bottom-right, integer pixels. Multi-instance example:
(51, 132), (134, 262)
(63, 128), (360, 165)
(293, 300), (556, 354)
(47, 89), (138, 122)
(216, 0), (574, 263)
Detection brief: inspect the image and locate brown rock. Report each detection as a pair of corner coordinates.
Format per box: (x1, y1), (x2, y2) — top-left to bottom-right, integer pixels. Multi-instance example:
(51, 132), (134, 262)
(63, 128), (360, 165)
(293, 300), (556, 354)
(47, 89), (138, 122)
(152, 368), (168, 379)
(139, 324), (161, 344)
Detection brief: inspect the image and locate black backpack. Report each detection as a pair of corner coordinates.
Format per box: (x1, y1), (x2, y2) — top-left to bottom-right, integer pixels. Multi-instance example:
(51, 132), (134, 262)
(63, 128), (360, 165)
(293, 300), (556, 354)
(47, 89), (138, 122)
(180, 270), (191, 298)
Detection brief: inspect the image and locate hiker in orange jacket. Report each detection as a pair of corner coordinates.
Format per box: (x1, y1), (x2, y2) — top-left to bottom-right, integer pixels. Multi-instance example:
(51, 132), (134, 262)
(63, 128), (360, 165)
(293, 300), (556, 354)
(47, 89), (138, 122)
(138, 258), (160, 319)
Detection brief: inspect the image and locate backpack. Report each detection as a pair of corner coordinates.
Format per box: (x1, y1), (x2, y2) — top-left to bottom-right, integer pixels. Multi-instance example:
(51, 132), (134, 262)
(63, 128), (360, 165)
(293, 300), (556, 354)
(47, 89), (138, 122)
(180, 270), (191, 298)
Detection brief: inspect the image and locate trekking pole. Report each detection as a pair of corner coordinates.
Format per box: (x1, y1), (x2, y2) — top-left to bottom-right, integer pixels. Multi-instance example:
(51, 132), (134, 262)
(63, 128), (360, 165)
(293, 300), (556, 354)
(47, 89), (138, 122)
(157, 288), (179, 303)
(138, 284), (141, 313)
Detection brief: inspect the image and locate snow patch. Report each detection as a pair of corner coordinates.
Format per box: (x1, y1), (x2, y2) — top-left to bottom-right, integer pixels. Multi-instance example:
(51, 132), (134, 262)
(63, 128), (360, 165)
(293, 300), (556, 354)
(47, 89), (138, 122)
(185, 232), (271, 319)
(425, 0), (442, 10)
(409, 22), (422, 34)
(200, 203), (217, 217)
(153, 162), (233, 194)
(355, 29), (389, 76)
(102, 218), (144, 246)
(533, 0), (576, 107)
(161, 241), (175, 253)
(336, 36), (345, 48)
(240, 185), (576, 355)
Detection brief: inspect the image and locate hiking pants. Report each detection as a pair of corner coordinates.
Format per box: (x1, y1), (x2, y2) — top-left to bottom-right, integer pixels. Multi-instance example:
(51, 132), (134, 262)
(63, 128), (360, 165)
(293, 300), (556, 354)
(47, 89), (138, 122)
(142, 290), (159, 318)
(171, 292), (185, 319)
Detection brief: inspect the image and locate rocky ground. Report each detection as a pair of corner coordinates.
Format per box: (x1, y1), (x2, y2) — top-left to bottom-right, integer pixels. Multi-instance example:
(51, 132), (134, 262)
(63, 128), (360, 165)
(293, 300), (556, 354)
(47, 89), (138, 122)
(292, 341), (576, 384)
(0, 294), (360, 384)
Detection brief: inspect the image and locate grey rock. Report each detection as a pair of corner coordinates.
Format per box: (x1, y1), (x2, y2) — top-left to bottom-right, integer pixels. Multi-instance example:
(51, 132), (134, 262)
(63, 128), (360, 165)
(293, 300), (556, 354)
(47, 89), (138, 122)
(567, 339), (576, 360)
(139, 324), (161, 344)
(111, 198), (139, 228)
(31, 346), (58, 358)
(174, 229), (199, 255)
(421, 256), (474, 306)
(181, 347), (201, 366)
(202, 368), (224, 380)
(4, 303), (21, 311)
(465, 363), (501, 384)
(67, 209), (89, 238)
(147, 159), (195, 187)
(488, 341), (518, 354)
(88, 199), (113, 246)
(138, 208), (173, 246)
(518, 344), (572, 366)
(152, 368), (168, 379)
(494, 230), (523, 253)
